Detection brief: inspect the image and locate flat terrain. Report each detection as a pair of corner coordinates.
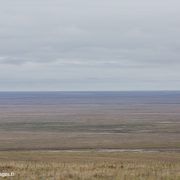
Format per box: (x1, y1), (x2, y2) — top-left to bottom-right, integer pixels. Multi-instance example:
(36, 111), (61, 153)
(0, 151), (179, 179)
(0, 92), (180, 179)
(0, 101), (180, 150)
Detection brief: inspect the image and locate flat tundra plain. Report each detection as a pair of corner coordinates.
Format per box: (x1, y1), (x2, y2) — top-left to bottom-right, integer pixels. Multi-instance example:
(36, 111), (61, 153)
(0, 102), (179, 150)
(0, 92), (180, 179)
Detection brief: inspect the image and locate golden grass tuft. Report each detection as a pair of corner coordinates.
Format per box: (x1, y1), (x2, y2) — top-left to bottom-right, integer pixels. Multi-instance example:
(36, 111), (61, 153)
(0, 151), (179, 180)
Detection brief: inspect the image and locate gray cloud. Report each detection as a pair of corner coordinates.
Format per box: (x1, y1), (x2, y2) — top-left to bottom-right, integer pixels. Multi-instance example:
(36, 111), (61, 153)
(0, 0), (180, 90)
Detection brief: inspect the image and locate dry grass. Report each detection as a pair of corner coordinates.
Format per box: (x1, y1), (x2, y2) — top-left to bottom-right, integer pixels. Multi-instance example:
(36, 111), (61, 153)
(0, 151), (179, 179)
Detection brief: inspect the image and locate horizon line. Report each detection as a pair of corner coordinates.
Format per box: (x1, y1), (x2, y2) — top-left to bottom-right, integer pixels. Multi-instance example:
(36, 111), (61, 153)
(0, 90), (180, 92)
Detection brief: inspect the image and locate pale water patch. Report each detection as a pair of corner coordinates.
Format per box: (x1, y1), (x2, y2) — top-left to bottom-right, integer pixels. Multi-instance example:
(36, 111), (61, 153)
(33, 148), (180, 153)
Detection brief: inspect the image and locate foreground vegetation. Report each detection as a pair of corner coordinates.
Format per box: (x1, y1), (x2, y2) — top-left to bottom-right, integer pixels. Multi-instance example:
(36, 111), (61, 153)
(0, 151), (179, 179)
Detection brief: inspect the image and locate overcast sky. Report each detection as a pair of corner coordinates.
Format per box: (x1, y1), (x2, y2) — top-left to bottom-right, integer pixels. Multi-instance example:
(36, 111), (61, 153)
(0, 0), (180, 91)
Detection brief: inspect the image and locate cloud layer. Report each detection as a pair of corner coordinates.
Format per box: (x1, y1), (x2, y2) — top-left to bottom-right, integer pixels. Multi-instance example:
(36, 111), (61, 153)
(0, 0), (180, 90)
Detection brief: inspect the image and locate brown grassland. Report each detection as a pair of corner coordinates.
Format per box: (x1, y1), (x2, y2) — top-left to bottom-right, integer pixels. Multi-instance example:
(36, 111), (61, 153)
(0, 151), (179, 180)
(0, 93), (180, 179)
